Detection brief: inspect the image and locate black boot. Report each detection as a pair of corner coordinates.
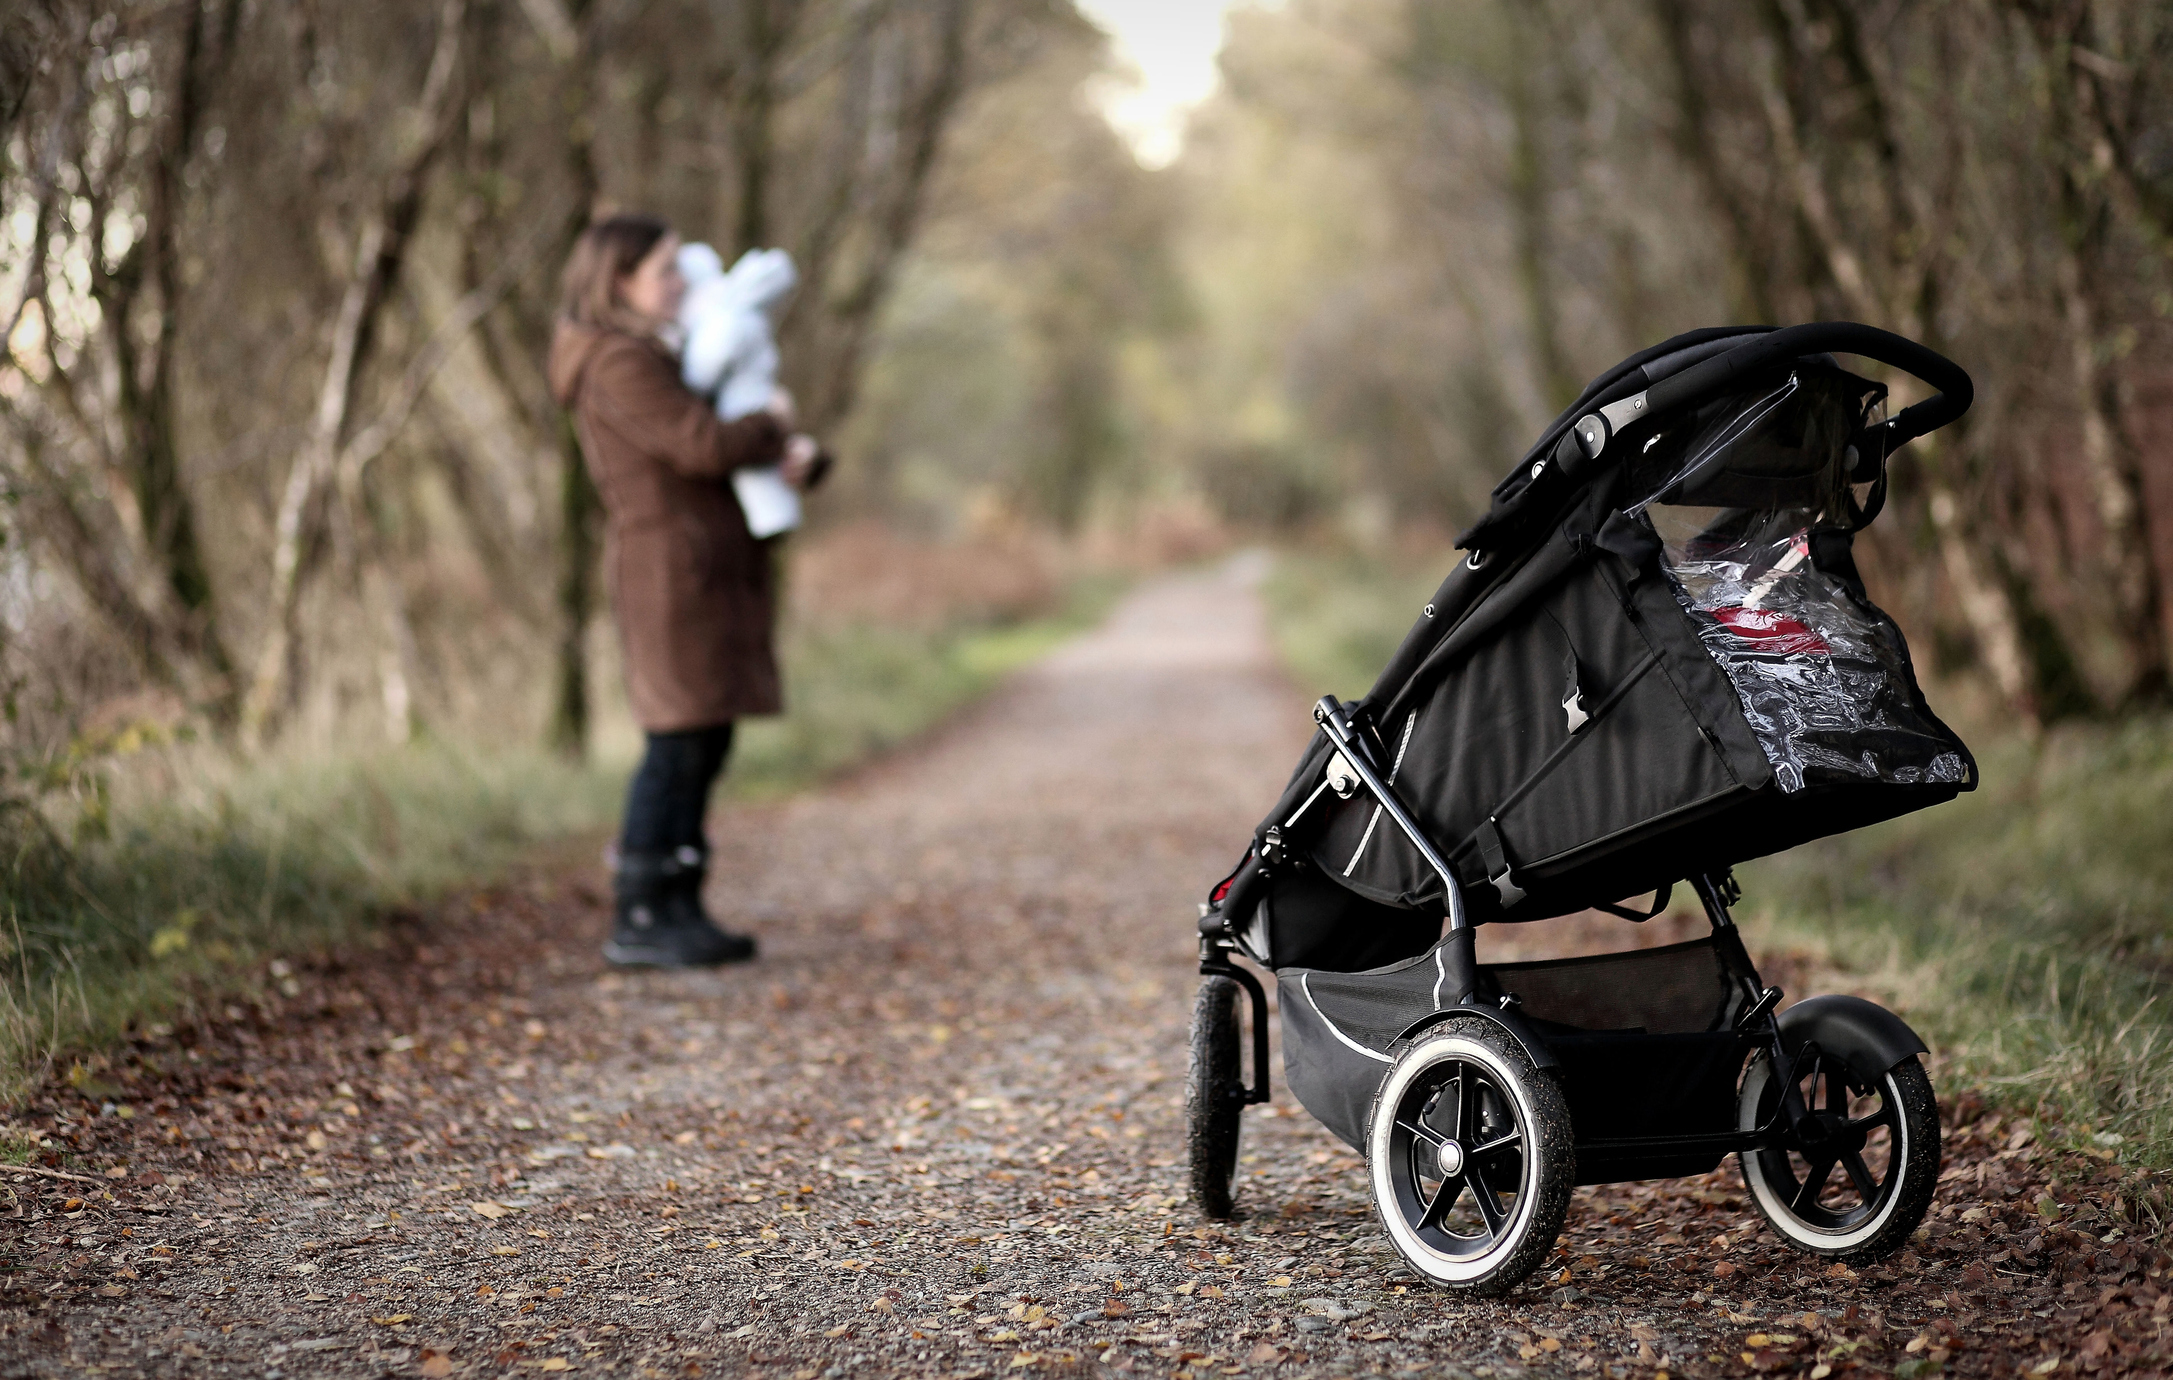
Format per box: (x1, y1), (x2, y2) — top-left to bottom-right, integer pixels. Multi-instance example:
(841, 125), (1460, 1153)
(659, 844), (757, 964)
(604, 847), (757, 968)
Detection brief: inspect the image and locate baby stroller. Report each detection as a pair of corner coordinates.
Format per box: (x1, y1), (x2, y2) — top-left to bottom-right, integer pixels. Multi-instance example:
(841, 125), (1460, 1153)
(1189, 323), (1976, 1295)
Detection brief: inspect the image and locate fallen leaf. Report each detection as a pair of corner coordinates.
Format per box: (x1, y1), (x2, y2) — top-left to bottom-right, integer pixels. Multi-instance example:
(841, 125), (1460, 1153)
(421, 1356), (454, 1379)
(491, 1245), (520, 1256)
(471, 1201), (511, 1220)
(537, 1361), (571, 1373)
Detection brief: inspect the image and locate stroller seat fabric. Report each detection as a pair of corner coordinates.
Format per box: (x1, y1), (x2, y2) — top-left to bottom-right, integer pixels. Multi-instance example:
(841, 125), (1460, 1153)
(1250, 344), (1975, 932)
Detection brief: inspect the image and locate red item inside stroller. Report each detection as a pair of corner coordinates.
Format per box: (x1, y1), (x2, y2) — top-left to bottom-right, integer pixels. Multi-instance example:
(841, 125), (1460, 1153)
(1190, 323), (1970, 1295)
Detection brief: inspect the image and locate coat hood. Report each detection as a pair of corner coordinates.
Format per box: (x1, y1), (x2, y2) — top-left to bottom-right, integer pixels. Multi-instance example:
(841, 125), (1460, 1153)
(548, 319), (611, 408)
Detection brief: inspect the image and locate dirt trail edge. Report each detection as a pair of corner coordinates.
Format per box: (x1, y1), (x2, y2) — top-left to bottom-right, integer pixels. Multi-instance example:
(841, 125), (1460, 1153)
(3, 556), (2164, 1379)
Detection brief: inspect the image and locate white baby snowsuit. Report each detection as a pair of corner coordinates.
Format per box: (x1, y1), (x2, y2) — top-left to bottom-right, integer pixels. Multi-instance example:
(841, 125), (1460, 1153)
(675, 243), (803, 536)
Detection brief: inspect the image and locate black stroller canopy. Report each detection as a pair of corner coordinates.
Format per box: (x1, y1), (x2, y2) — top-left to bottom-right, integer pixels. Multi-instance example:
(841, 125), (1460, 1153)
(1246, 322), (1976, 938)
(1192, 323), (1970, 1289)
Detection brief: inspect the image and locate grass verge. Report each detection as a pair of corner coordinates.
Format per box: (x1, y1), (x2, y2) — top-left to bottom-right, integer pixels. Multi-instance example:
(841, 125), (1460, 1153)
(0, 575), (1123, 1107)
(1264, 547), (2173, 1180)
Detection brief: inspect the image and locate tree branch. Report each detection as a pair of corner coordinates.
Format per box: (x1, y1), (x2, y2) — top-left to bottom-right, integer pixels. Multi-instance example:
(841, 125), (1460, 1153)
(239, 0), (470, 749)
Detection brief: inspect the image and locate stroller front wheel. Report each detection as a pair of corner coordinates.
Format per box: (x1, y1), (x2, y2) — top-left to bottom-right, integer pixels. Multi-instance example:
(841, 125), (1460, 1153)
(1366, 1017), (1575, 1296)
(1187, 975), (1246, 1219)
(1738, 1046), (1940, 1263)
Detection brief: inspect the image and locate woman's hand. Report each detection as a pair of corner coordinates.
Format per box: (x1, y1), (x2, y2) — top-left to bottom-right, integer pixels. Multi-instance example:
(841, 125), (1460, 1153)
(781, 434), (822, 490)
(766, 387), (799, 432)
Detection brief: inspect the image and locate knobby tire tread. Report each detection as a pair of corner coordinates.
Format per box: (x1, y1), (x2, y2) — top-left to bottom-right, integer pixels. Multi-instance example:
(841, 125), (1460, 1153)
(1368, 1016), (1576, 1297)
(1188, 976), (1245, 1219)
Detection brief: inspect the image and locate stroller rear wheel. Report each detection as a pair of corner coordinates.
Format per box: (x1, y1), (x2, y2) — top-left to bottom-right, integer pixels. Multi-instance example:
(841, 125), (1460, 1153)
(1187, 975), (1246, 1219)
(1738, 1046), (1940, 1263)
(1367, 1017), (1574, 1295)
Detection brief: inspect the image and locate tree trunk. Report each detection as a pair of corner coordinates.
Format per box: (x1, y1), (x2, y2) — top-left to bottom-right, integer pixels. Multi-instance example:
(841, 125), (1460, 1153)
(239, 0), (466, 749)
(533, 0), (603, 758)
(1647, 0), (1780, 324)
(1504, 21), (1578, 413)
(2025, 0), (2172, 703)
(1926, 476), (2036, 719)
(548, 417), (600, 758)
(808, 0), (974, 431)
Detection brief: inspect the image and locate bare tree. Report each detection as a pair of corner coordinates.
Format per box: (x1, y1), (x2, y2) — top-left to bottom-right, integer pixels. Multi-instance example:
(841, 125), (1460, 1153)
(239, 0), (470, 747)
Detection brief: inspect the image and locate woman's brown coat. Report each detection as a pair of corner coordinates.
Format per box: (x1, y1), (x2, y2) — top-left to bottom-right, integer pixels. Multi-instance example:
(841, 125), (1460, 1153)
(548, 322), (789, 732)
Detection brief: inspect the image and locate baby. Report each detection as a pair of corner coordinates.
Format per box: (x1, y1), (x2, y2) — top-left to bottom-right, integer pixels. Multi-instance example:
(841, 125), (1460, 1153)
(675, 242), (822, 537)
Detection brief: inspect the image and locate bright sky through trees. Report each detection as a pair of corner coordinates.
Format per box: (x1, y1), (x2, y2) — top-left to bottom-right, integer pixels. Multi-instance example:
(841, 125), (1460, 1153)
(1074, 0), (1247, 168)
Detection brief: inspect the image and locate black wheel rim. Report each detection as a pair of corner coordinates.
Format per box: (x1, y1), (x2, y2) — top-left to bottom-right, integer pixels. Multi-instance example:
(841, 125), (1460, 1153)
(1751, 1048), (1901, 1233)
(1384, 1054), (1530, 1260)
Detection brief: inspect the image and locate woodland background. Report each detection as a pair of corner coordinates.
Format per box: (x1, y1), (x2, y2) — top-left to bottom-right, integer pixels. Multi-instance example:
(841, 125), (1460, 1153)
(2, 1), (2172, 1154)
(4, 0), (2173, 755)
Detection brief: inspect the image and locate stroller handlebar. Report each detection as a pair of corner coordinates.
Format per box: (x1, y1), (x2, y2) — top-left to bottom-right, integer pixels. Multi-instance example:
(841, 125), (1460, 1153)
(1642, 321), (1972, 450)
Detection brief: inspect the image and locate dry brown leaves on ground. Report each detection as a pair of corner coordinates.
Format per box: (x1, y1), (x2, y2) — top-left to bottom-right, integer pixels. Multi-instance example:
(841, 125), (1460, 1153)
(0, 565), (2164, 1379)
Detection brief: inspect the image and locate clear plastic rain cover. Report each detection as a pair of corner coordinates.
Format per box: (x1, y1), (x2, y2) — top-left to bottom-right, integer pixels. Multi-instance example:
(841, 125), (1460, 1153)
(1631, 369), (1970, 794)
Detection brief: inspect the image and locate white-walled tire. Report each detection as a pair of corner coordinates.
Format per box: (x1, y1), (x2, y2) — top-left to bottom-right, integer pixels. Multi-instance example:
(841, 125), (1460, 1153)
(1366, 1017), (1574, 1296)
(1738, 1046), (1939, 1264)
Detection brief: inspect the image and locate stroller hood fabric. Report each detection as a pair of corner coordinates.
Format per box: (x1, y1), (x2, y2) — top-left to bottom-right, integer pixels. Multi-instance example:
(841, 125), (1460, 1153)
(1253, 334), (1975, 930)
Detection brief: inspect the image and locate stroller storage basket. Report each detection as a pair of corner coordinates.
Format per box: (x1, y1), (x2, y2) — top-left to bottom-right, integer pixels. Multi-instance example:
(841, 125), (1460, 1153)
(1281, 934), (1754, 1156)
(1193, 323), (1964, 1294)
(1481, 936), (1744, 1035)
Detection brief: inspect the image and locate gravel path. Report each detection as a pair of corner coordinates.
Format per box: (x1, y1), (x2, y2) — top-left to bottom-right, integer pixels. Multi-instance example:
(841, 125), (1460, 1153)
(2, 557), (2165, 1379)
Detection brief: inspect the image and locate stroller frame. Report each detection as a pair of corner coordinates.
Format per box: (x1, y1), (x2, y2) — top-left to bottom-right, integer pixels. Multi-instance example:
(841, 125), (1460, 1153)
(1201, 698), (1841, 1172)
(1188, 322), (1965, 1295)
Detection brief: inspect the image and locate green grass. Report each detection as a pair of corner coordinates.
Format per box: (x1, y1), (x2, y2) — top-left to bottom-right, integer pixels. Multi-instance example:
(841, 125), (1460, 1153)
(730, 573), (1123, 795)
(1265, 548), (2173, 1173)
(0, 577), (1123, 1107)
(1742, 724), (2173, 1168)
(1265, 549), (1443, 702)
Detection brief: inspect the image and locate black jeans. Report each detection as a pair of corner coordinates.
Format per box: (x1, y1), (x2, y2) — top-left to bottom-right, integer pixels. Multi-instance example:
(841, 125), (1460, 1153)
(619, 723), (735, 856)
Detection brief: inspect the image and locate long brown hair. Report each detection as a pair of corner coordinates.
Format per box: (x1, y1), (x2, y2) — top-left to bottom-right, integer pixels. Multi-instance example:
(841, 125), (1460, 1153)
(558, 213), (671, 333)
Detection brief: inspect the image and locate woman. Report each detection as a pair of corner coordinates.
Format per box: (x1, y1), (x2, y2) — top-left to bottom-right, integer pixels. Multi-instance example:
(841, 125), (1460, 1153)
(548, 214), (822, 967)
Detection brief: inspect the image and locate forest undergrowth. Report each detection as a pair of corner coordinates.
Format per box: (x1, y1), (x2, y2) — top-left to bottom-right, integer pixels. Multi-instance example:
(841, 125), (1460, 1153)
(1268, 549), (2173, 1185)
(0, 565), (1123, 1109)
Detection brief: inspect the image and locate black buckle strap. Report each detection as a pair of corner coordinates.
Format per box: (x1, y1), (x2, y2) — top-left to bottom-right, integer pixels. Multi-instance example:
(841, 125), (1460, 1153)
(1592, 882), (1673, 922)
(1474, 816), (1525, 907)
